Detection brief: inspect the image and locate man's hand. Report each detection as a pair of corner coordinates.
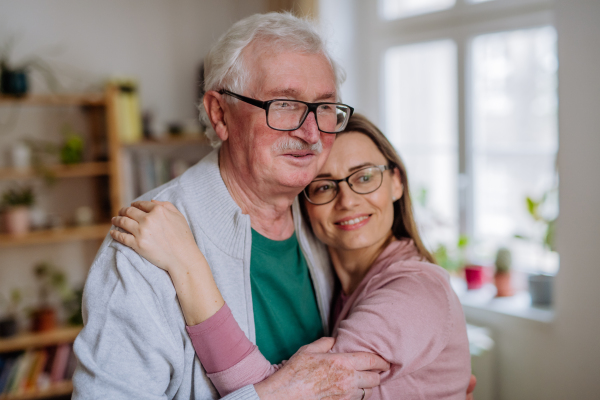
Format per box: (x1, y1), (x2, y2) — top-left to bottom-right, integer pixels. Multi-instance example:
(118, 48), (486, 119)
(254, 337), (390, 400)
(466, 374), (477, 400)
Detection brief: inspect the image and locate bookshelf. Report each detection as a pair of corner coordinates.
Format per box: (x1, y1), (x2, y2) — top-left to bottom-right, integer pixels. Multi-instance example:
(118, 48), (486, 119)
(0, 327), (81, 399)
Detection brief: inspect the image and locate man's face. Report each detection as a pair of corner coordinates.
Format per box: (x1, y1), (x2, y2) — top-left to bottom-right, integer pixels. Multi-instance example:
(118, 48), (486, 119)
(224, 44), (338, 191)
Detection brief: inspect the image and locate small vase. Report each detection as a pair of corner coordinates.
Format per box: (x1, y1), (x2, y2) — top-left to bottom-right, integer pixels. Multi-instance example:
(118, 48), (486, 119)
(31, 307), (57, 332)
(464, 265), (485, 290)
(494, 272), (514, 297)
(0, 69), (29, 97)
(529, 274), (553, 306)
(4, 206), (31, 235)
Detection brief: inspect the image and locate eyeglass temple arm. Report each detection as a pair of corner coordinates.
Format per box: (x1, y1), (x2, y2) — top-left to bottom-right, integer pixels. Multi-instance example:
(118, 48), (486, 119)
(218, 89), (268, 110)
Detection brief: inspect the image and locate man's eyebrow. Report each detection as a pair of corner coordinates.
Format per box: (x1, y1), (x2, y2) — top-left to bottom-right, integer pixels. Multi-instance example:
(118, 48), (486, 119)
(314, 163), (376, 179)
(265, 88), (337, 101)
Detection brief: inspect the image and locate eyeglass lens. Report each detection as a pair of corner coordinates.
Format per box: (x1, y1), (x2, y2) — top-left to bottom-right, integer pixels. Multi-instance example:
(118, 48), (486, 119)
(305, 166), (384, 205)
(268, 101), (351, 133)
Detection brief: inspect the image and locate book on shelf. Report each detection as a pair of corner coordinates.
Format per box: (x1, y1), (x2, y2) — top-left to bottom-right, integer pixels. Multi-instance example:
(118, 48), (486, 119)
(133, 152), (192, 198)
(0, 343), (75, 395)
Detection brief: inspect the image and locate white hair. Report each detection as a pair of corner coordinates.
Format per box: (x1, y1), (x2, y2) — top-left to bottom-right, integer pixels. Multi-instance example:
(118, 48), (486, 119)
(199, 12), (346, 147)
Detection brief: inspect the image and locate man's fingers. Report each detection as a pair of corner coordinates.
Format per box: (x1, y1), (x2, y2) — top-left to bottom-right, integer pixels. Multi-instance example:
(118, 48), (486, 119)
(348, 352), (390, 372)
(355, 371), (380, 389)
(112, 216), (139, 236)
(304, 336), (335, 353)
(130, 200), (157, 213)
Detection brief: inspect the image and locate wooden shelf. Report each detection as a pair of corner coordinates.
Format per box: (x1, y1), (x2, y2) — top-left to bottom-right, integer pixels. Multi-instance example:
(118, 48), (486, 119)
(0, 162), (110, 180)
(0, 94), (105, 107)
(0, 380), (73, 400)
(0, 224), (111, 248)
(123, 135), (209, 148)
(0, 326), (82, 353)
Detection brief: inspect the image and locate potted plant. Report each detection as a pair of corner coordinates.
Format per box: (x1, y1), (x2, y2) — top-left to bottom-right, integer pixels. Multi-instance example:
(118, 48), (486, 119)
(0, 36), (59, 97)
(1, 185), (35, 235)
(0, 289), (22, 337)
(516, 190), (558, 306)
(31, 262), (73, 332)
(494, 247), (514, 297)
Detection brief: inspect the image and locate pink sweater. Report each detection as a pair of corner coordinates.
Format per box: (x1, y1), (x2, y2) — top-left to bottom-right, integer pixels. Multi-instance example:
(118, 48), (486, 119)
(187, 239), (471, 399)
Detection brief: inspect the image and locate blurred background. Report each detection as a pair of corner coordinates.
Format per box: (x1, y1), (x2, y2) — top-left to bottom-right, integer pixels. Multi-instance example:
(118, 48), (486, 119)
(0, 0), (598, 399)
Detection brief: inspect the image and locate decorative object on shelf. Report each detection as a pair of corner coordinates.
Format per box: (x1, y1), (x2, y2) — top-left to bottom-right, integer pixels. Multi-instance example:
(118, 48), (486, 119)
(110, 78), (142, 144)
(529, 274), (553, 307)
(494, 247), (514, 297)
(464, 265), (485, 290)
(0, 289), (22, 338)
(0, 36), (59, 97)
(10, 141), (32, 170)
(59, 125), (84, 165)
(31, 262), (73, 332)
(1, 184), (35, 235)
(74, 206), (94, 226)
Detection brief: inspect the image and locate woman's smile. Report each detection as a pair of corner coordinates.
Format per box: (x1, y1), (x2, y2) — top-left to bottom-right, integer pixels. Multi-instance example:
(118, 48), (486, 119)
(335, 214), (372, 230)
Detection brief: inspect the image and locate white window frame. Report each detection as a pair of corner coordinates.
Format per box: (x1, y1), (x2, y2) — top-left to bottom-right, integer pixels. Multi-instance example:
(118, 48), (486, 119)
(348, 0), (556, 268)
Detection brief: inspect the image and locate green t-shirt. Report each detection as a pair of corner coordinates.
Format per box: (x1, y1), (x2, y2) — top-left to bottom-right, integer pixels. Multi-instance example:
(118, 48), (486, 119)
(251, 229), (324, 364)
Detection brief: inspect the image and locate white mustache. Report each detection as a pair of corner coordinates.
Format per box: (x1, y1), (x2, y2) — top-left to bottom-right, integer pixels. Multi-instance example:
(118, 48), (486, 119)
(273, 137), (323, 154)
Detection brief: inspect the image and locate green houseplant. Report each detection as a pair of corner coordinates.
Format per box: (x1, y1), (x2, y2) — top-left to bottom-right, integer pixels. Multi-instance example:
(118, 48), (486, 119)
(31, 262), (74, 332)
(1, 185), (35, 235)
(0, 289), (22, 337)
(494, 247), (514, 297)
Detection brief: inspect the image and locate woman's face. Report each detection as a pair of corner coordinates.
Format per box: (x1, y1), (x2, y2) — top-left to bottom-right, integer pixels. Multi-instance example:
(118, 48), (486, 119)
(305, 132), (403, 252)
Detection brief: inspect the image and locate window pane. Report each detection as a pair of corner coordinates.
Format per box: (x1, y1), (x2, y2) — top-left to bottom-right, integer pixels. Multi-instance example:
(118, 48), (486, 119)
(385, 40), (458, 250)
(380, 0), (455, 20)
(471, 26), (558, 273)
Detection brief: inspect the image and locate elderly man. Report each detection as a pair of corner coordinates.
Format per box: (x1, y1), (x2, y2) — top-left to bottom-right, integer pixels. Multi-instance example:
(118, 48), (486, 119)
(73, 12), (386, 400)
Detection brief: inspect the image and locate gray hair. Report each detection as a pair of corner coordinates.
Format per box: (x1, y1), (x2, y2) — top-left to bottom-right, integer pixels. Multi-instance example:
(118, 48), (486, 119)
(199, 12), (346, 147)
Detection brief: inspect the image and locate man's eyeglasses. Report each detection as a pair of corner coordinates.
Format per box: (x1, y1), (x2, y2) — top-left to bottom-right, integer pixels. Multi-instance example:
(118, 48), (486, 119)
(304, 165), (391, 205)
(218, 89), (354, 134)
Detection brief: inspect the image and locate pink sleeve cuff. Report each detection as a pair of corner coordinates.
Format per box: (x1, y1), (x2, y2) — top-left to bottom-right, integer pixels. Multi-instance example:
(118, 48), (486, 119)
(186, 303), (254, 374)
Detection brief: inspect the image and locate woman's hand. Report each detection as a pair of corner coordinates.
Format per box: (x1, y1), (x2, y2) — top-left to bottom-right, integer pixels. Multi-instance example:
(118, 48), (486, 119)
(110, 200), (224, 325)
(110, 200), (201, 273)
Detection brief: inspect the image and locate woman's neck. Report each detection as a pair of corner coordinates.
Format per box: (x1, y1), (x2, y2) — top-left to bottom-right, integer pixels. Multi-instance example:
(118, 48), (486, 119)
(329, 232), (395, 296)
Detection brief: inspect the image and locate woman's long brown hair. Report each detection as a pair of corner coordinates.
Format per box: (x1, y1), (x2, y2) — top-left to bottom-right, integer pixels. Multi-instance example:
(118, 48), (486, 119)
(302, 113), (435, 263)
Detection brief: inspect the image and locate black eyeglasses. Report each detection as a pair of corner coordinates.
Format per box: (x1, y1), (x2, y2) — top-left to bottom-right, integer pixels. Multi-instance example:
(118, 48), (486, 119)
(218, 89), (354, 134)
(304, 165), (391, 205)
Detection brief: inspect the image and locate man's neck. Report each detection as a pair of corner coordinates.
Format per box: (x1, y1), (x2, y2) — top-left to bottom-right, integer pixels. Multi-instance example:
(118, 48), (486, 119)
(219, 146), (297, 241)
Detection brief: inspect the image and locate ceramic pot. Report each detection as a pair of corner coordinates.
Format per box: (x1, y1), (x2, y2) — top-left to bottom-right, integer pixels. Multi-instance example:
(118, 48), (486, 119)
(31, 307), (57, 332)
(0, 317), (18, 338)
(529, 274), (553, 306)
(0, 69), (29, 96)
(4, 206), (31, 235)
(464, 265), (485, 290)
(494, 272), (514, 297)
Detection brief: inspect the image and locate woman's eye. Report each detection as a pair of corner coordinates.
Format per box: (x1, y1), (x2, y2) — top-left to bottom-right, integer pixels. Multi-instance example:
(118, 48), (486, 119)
(314, 183), (334, 193)
(357, 174), (373, 183)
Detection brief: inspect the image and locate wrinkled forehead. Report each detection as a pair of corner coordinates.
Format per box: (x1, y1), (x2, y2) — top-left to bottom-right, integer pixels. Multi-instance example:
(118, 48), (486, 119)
(242, 41), (337, 101)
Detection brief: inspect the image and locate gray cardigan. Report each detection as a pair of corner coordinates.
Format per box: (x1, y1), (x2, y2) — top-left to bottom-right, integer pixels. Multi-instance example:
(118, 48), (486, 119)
(72, 149), (334, 400)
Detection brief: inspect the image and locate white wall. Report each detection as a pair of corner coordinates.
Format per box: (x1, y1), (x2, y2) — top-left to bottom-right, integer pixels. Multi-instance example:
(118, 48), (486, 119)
(0, 0), (264, 316)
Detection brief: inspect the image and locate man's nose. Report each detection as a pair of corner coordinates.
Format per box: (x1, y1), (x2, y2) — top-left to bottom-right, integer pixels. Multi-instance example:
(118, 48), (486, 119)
(291, 111), (321, 144)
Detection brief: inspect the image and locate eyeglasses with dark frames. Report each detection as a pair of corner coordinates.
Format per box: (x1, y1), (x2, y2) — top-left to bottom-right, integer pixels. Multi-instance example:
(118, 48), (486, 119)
(304, 165), (392, 205)
(218, 89), (354, 134)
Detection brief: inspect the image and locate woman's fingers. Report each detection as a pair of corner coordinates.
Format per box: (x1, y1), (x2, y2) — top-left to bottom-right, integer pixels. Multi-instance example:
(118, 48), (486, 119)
(119, 205), (148, 222)
(151, 200), (179, 213)
(112, 216), (139, 236)
(130, 200), (157, 213)
(110, 229), (137, 251)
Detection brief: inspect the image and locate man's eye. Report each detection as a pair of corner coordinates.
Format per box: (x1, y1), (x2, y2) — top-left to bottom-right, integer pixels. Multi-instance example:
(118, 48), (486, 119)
(273, 101), (298, 110)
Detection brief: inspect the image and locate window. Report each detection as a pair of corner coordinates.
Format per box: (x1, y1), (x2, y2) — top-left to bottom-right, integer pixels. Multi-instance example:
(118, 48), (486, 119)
(376, 0), (558, 274)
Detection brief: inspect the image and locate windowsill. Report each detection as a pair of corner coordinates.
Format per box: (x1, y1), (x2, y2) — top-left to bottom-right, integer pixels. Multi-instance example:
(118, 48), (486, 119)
(451, 278), (555, 323)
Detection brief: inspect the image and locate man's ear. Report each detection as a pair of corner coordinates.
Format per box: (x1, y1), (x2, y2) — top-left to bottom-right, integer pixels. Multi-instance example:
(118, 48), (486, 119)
(204, 91), (229, 141)
(391, 167), (404, 201)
